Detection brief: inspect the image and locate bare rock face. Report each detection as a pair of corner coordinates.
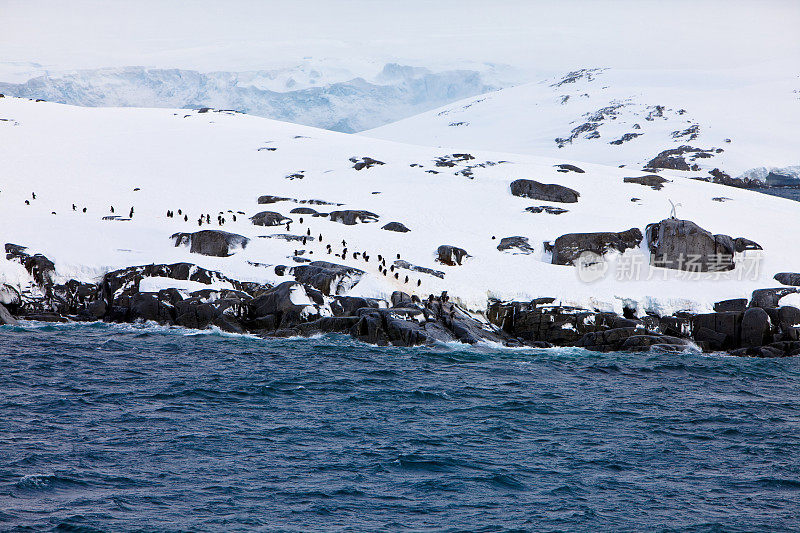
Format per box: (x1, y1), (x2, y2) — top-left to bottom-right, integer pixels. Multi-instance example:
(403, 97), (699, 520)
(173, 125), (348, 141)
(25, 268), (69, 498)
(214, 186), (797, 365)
(623, 175), (670, 190)
(510, 179), (579, 203)
(171, 230), (249, 257)
(549, 228), (642, 266)
(0, 302), (18, 325)
(645, 218), (760, 272)
(250, 211), (292, 227)
(436, 245), (470, 266)
(497, 236), (535, 255)
(291, 261), (364, 295)
(774, 273), (800, 287)
(328, 210), (379, 225)
(382, 222), (410, 233)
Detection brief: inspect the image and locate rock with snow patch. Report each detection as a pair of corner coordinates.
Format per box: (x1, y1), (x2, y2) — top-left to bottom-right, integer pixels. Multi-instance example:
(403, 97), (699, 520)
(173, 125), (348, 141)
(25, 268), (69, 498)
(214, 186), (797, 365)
(171, 230), (249, 257)
(549, 228), (642, 266)
(436, 245), (470, 266)
(382, 221), (410, 233)
(510, 179), (579, 203)
(291, 261), (364, 295)
(328, 210), (380, 225)
(250, 211), (292, 227)
(497, 236), (535, 255)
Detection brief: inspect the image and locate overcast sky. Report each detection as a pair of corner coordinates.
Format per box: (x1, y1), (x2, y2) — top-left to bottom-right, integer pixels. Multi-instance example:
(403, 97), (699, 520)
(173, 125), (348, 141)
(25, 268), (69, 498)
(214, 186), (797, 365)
(2, 0), (799, 74)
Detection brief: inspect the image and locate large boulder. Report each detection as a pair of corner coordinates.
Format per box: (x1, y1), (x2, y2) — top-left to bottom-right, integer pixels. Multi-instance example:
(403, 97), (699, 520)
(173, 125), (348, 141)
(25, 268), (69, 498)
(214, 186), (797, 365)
(750, 288), (798, 309)
(171, 230), (249, 257)
(0, 302), (18, 325)
(382, 222), (410, 233)
(775, 273), (800, 286)
(741, 307), (771, 347)
(328, 210), (380, 225)
(510, 179), (579, 203)
(247, 281), (331, 330)
(646, 218), (758, 272)
(291, 261), (364, 295)
(250, 211), (292, 226)
(549, 228), (642, 266)
(436, 245), (470, 266)
(497, 236), (535, 255)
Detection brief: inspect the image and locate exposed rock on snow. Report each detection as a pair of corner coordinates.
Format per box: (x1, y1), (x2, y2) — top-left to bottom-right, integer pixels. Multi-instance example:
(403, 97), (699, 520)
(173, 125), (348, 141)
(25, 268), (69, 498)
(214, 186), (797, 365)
(775, 273), (800, 287)
(328, 210), (380, 225)
(382, 221), (410, 233)
(548, 228), (643, 266)
(350, 156), (385, 170)
(250, 211), (293, 227)
(645, 218), (759, 272)
(555, 164), (585, 173)
(393, 260), (445, 279)
(291, 261), (364, 295)
(510, 179), (580, 203)
(623, 174), (670, 190)
(436, 245), (470, 266)
(171, 230), (250, 257)
(497, 236), (536, 255)
(525, 205), (569, 215)
(645, 146), (722, 171)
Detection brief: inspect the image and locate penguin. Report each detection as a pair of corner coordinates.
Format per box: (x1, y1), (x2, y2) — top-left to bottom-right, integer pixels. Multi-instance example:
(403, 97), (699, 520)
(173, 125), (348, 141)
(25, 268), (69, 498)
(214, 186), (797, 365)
(24, 200), (29, 205)
(397, 253), (401, 259)
(184, 215), (188, 222)
(404, 275), (409, 283)
(299, 217), (304, 224)
(110, 206), (115, 213)
(82, 207), (87, 213)
(491, 235), (496, 240)
(307, 228), (311, 236)
(353, 253), (357, 260)
(318, 234), (323, 242)
(286, 222), (290, 231)
(378, 255), (382, 262)
(198, 219), (202, 226)
(394, 273), (399, 279)
(31, 192), (36, 199)
(72, 204), (76, 211)
(51, 211), (56, 215)
(417, 279), (421, 287)
(129, 207), (134, 218)
(206, 214), (210, 223)
(342, 239), (346, 247)
(390, 265), (395, 272)
(232, 215), (237, 222)
(302, 237), (307, 246)
(178, 209), (182, 215)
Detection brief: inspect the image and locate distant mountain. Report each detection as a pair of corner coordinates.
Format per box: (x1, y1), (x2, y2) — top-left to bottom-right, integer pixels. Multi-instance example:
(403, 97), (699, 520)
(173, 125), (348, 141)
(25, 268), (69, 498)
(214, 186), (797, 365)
(0, 63), (506, 132)
(366, 66), (800, 182)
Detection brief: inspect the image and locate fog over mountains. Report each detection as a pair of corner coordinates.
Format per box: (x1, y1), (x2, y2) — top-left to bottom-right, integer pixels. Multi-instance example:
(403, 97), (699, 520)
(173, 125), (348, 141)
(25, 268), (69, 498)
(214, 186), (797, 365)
(0, 63), (509, 132)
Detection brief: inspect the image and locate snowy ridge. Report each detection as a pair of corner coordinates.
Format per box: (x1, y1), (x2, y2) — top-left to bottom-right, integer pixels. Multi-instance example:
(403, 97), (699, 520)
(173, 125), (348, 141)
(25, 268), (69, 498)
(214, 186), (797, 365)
(0, 63), (507, 133)
(1, 96), (800, 317)
(367, 65), (800, 180)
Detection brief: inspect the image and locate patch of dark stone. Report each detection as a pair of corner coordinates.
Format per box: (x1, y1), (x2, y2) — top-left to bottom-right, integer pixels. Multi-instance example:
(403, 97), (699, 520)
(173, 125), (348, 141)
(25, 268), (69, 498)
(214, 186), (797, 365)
(258, 195), (341, 206)
(646, 218), (761, 272)
(259, 234), (315, 242)
(497, 236), (535, 255)
(545, 228), (642, 266)
(290, 261), (364, 296)
(250, 211), (292, 227)
(393, 260), (445, 279)
(609, 133), (642, 145)
(712, 197), (732, 202)
(434, 153), (475, 167)
(525, 205), (569, 215)
(350, 157), (385, 170)
(775, 273), (800, 287)
(555, 164), (585, 173)
(171, 230), (250, 257)
(285, 172), (305, 180)
(328, 210), (379, 225)
(382, 222), (410, 233)
(257, 147), (277, 152)
(510, 179), (580, 203)
(623, 174), (670, 190)
(289, 207), (327, 216)
(644, 145), (723, 172)
(436, 245), (470, 266)
(101, 215), (132, 221)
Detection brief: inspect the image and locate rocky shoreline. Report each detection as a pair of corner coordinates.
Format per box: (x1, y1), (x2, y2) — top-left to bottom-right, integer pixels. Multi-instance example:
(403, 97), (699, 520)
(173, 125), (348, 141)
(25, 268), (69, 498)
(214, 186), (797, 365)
(3, 242), (800, 357)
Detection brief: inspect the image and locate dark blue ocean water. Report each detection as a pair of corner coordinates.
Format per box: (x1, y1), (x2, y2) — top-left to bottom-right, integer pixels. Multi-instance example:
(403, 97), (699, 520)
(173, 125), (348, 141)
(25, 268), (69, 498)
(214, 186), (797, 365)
(1, 322), (799, 532)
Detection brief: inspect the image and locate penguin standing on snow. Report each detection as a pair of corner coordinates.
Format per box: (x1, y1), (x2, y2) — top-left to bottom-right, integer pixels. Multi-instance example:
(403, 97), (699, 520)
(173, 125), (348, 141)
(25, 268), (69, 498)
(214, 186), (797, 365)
(72, 204), (76, 211)
(129, 207), (134, 218)
(184, 214), (188, 222)
(110, 206), (115, 213)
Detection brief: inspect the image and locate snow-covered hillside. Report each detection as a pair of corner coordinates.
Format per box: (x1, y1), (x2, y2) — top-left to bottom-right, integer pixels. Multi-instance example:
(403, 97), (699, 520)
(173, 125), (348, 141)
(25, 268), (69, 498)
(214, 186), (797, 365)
(0, 63), (510, 133)
(367, 66), (800, 182)
(2, 95), (800, 317)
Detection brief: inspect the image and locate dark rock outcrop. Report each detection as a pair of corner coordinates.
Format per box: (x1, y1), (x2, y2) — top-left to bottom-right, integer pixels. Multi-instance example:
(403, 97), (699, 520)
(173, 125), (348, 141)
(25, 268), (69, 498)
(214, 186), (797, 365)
(382, 222), (410, 233)
(171, 230), (249, 257)
(0, 302), (18, 325)
(291, 261), (364, 295)
(555, 164), (585, 173)
(250, 211), (292, 227)
(436, 245), (470, 266)
(646, 219), (759, 272)
(510, 179), (580, 203)
(775, 273), (800, 287)
(525, 206), (569, 215)
(623, 175), (670, 190)
(497, 236), (535, 255)
(393, 260), (445, 279)
(328, 210), (379, 225)
(549, 228), (642, 266)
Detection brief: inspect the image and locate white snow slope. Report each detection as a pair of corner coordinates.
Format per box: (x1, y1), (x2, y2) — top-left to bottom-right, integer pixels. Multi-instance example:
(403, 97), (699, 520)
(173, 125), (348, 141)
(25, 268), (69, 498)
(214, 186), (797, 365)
(1, 95), (799, 316)
(367, 66), (800, 180)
